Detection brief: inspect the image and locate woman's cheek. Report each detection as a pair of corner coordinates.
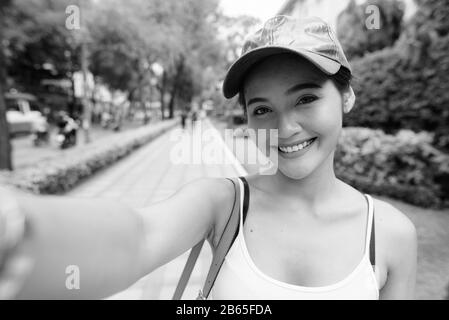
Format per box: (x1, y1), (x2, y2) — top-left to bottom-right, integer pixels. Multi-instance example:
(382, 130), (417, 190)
(314, 100), (343, 133)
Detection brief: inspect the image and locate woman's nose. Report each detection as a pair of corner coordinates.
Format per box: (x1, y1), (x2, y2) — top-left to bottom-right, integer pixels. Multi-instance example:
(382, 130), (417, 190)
(277, 113), (303, 140)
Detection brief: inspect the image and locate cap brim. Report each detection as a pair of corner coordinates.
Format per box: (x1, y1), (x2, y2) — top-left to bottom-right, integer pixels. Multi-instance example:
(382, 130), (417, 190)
(222, 46), (341, 99)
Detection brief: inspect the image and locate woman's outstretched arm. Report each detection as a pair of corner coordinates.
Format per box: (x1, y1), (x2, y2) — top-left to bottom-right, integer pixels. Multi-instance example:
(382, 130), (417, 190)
(1, 177), (234, 299)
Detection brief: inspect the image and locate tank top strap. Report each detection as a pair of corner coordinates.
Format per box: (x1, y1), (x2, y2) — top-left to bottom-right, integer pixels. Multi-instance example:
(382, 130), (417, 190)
(364, 194), (376, 270)
(237, 176), (250, 227)
(226, 177), (249, 250)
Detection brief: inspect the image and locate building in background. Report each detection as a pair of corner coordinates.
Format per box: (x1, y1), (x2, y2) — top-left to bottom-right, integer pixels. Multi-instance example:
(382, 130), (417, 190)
(277, 0), (417, 29)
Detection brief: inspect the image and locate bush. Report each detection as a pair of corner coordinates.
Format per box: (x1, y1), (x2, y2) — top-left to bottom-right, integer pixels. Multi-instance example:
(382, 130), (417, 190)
(336, 0), (405, 60)
(343, 0), (449, 152)
(0, 120), (179, 194)
(345, 32), (449, 152)
(335, 127), (449, 208)
(413, 0), (449, 37)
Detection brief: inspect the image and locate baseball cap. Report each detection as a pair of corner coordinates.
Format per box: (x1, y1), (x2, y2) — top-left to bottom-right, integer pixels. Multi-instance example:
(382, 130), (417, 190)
(222, 15), (352, 99)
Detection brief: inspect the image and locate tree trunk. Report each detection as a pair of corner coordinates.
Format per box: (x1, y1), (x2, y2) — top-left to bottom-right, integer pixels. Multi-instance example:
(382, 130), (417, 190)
(80, 38), (93, 143)
(0, 7), (13, 170)
(168, 57), (185, 119)
(159, 71), (167, 120)
(168, 87), (178, 120)
(140, 84), (149, 125)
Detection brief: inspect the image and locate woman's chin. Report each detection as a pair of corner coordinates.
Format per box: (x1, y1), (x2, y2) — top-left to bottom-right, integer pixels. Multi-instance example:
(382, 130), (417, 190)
(278, 162), (315, 180)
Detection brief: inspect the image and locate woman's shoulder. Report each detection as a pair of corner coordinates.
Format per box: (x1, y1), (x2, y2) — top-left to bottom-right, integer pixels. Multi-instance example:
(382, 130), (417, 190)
(187, 177), (240, 248)
(370, 196), (417, 272)
(184, 177), (236, 205)
(338, 180), (416, 254)
(339, 180), (416, 240)
(370, 197), (417, 243)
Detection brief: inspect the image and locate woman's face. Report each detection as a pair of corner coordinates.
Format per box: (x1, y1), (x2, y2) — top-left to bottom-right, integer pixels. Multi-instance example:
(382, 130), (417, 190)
(243, 53), (345, 179)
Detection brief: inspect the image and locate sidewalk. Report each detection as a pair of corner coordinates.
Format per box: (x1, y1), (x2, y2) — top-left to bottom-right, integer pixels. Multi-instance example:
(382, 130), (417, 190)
(68, 118), (244, 299)
(12, 119), (154, 170)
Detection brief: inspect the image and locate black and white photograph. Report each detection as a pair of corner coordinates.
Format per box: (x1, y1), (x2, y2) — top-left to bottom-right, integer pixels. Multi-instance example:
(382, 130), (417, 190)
(0, 0), (448, 303)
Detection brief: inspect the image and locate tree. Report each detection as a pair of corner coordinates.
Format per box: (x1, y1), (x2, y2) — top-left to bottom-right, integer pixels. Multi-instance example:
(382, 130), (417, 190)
(345, 0), (449, 153)
(337, 0), (405, 60)
(146, 0), (224, 119)
(211, 14), (261, 114)
(413, 0), (449, 36)
(5, 0), (81, 94)
(0, 0), (13, 170)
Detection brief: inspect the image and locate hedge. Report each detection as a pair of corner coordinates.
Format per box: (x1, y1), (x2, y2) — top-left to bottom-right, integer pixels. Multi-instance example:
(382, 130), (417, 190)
(335, 127), (449, 209)
(0, 119), (179, 194)
(344, 31), (449, 153)
(342, 0), (449, 152)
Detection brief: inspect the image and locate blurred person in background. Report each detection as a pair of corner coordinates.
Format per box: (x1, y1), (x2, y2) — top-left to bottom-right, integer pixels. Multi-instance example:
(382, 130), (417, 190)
(55, 111), (78, 149)
(191, 110), (198, 130)
(180, 108), (187, 130)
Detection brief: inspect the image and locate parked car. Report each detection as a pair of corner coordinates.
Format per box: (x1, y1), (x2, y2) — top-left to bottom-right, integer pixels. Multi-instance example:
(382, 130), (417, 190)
(227, 109), (247, 126)
(5, 92), (49, 137)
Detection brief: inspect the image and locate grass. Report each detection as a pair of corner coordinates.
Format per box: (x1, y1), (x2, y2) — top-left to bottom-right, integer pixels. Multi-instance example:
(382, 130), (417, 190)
(381, 196), (449, 300)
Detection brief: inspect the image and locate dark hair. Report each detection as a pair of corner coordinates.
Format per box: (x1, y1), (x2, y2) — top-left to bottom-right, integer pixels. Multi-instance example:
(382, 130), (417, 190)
(237, 65), (353, 116)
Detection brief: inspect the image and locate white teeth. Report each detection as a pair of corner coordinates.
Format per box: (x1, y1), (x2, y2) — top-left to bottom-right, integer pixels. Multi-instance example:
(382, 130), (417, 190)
(279, 138), (315, 153)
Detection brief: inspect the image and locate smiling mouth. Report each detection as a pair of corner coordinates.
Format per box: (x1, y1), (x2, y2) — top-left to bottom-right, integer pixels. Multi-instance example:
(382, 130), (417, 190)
(278, 138), (317, 154)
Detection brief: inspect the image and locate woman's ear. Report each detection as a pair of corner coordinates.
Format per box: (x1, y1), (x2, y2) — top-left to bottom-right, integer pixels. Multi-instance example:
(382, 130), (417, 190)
(342, 87), (356, 113)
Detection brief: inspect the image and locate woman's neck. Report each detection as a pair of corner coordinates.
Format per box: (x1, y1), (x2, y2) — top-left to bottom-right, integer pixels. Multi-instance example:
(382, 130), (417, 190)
(267, 151), (339, 208)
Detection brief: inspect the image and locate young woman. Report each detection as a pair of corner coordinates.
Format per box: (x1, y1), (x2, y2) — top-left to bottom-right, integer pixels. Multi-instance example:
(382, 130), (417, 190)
(0, 16), (417, 300)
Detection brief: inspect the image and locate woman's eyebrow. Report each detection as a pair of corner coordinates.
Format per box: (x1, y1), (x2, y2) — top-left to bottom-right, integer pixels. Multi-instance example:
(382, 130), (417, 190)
(285, 83), (322, 95)
(247, 97), (270, 106)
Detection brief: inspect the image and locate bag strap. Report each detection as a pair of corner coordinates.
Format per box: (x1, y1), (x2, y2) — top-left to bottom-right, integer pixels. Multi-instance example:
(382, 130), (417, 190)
(172, 177), (240, 300)
(172, 239), (205, 300)
(200, 177), (242, 299)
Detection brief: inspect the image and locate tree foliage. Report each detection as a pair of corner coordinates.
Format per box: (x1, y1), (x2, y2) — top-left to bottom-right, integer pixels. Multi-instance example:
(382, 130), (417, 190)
(4, 0), (81, 92)
(336, 0), (405, 60)
(345, 0), (449, 152)
(87, 0), (225, 117)
(0, 0), (14, 169)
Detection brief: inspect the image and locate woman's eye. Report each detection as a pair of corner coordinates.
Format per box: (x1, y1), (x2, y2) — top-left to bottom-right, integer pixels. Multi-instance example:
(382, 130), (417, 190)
(296, 95), (318, 105)
(253, 107), (271, 116)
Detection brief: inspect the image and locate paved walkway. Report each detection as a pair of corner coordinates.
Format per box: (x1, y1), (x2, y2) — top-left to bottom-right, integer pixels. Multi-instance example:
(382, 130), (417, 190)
(12, 120), (148, 170)
(68, 119), (245, 299)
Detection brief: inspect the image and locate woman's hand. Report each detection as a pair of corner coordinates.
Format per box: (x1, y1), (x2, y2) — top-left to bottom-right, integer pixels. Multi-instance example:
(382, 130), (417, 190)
(9, 192), (149, 299)
(0, 186), (34, 299)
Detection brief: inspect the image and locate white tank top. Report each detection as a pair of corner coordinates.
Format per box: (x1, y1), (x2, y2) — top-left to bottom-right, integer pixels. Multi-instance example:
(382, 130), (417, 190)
(209, 178), (379, 300)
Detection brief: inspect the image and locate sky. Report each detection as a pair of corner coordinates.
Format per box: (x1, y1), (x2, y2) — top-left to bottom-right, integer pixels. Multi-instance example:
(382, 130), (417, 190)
(219, 0), (285, 21)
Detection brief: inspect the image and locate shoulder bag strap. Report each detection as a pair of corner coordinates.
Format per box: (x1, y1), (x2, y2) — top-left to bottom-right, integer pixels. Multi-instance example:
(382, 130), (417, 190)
(200, 177), (242, 299)
(172, 177), (240, 300)
(172, 239), (205, 300)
